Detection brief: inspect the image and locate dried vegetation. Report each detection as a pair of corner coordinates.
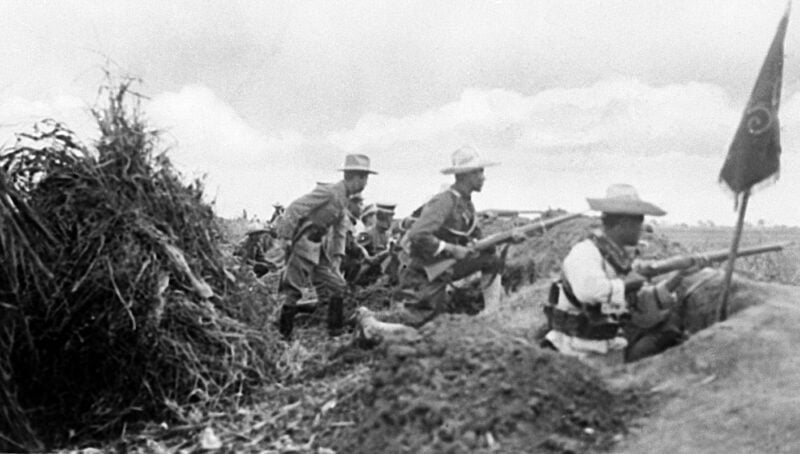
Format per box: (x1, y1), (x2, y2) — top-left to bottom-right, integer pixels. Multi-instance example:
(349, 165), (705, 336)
(0, 80), (279, 451)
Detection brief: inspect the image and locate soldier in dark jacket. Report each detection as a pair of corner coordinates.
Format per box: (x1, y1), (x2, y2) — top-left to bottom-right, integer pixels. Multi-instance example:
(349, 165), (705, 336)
(394, 146), (509, 326)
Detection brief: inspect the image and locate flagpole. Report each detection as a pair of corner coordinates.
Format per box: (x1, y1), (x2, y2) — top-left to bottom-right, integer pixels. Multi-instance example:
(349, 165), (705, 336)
(718, 189), (750, 321)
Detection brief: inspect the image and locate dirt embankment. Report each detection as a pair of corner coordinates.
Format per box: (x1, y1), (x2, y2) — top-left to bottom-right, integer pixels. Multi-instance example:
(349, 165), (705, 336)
(612, 281), (800, 454)
(323, 314), (645, 454)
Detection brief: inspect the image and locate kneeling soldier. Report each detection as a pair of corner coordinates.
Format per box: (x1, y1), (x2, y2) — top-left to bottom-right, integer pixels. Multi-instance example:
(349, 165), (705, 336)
(394, 146), (507, 326)
(544, 184), (694, 363)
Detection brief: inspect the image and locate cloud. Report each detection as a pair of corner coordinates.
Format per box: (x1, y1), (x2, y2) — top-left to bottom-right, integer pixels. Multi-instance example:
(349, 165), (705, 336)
(4, 78), (798, 226)
(327, 77), (800, 225)
(146, 84), (350, 218)
(0, 94), (96, 147)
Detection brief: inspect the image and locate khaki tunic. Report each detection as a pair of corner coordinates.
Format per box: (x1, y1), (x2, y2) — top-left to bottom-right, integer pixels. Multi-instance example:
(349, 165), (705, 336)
(275, 181), (350, 304)
(398, 185), (501, 320)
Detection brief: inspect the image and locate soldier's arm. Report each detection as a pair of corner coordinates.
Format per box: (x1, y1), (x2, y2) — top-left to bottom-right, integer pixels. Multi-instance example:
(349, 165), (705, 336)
(329, 212), (349, 261)
(563, 241), (626, 313)
(275, 186), (332, 239)
(637, 276), (680, 310)
(407, 193), (454, 258)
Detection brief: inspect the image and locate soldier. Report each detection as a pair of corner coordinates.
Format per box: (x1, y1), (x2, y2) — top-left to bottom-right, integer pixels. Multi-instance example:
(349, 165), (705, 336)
(391, 145), (517, 326)
(543, 184), (701, 363)
(357, 203), (394, 253)
(338, 193), (370, 284)
(354, 203), (398, 285)
(274, 154), (376, 338)
(357, 203), (378, 235)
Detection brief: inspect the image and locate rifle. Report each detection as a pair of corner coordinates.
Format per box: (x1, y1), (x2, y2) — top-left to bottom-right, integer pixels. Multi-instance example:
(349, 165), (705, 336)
(625, 242), (788, 329)
(423, 211), (583, 281)
(627, 242), (789, 291)
(480, 209), (544, 217)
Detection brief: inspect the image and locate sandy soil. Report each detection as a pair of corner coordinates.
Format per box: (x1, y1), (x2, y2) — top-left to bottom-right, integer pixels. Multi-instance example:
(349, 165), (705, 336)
(469, 275), (800, 454)
(271, 270), (800, 454)
(610, 281), (800, 454)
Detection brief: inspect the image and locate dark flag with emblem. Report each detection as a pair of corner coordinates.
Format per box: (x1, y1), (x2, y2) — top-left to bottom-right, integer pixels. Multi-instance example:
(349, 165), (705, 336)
(717, 4), (791, 323)
(719, 5), (789, 195)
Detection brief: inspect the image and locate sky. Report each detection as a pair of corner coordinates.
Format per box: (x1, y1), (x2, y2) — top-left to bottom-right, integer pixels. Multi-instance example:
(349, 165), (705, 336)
(1, 0), (799, 226)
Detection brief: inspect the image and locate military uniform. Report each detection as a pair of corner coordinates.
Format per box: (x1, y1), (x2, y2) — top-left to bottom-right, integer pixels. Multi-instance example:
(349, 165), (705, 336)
(399, 185), (502, 324)
(339, 212), (369, 284)
(543, 184), (685, 363)
(353, 203), (399, 286)
(274, 180), (351, 336)
(274, 154), (375, 338)
(544, 231), (682, 363)
(359, 224), (390, 256)
(350, 146), (503, 331)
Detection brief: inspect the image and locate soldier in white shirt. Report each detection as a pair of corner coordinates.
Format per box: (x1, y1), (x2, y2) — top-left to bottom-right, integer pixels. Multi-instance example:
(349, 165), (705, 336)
(543, 184), (697, 364)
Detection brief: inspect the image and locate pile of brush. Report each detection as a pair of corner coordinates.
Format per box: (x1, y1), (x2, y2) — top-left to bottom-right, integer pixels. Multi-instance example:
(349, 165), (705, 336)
(0, 80), (279, 451)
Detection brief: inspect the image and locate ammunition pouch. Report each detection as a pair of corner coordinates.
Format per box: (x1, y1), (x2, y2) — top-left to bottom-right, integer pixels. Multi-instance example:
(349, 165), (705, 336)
(544, 281), (620, 341)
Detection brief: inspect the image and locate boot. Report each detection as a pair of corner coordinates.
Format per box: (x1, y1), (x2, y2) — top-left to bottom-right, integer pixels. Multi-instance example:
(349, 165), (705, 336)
(479, 274), (503, 315)
(278, 305), (296, 340)
(327, 296), (345, 337)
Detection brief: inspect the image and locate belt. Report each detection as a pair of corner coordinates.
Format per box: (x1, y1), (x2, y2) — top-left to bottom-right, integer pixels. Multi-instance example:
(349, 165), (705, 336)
(544, 305), (620, 341)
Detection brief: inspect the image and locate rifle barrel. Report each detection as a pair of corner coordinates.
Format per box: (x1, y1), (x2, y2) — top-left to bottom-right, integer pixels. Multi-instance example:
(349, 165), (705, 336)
(472, 212), (582, 251)
(481, 209), (544, 216)
(639, 241), (789, 277)
(423, 211), (583, 281)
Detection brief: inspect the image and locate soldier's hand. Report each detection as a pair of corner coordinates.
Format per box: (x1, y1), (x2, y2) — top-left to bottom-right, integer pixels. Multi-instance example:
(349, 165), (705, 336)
(669, 257), (711, 285)
(686, 255), (712, 274)
(509, 231), (527, 244)
(662, 269), (687, 293)
(446, 243), (473, 260)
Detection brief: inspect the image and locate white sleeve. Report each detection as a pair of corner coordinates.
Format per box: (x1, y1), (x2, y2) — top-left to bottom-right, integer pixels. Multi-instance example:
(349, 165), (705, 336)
(563, 240), (626, 310)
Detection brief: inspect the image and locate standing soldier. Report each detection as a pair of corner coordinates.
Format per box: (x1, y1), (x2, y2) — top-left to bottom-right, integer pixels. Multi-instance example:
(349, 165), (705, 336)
(274, 154), (376, 338)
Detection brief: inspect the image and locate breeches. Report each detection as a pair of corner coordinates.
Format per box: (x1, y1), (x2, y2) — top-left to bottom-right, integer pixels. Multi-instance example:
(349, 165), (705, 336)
(279, 251), (346, 306)
(398, 251), (503, 315)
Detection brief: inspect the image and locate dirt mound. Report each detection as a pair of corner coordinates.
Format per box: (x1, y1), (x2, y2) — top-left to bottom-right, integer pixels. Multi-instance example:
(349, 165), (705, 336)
(674, 269), (758, 334)
(612, 280), (800, 453)
(323, 315), (645, 454)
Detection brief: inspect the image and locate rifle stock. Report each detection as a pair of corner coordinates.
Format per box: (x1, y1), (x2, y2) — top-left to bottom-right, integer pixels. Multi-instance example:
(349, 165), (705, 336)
(627, 242), (789, 291)
(423, 212), (583, 281)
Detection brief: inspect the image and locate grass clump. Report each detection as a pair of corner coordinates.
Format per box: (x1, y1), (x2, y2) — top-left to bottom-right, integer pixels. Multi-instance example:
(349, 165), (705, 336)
(0, 78), (279, 451)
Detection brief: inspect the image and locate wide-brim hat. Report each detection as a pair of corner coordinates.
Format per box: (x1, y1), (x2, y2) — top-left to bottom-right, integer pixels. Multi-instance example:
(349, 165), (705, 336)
(440, 145), (499, 175)
(339, 153), (377, 174)
(586, 184), (666, 216)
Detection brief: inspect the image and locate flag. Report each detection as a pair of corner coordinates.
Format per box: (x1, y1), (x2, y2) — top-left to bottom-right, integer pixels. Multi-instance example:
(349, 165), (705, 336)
(719, 5), (790, 195)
